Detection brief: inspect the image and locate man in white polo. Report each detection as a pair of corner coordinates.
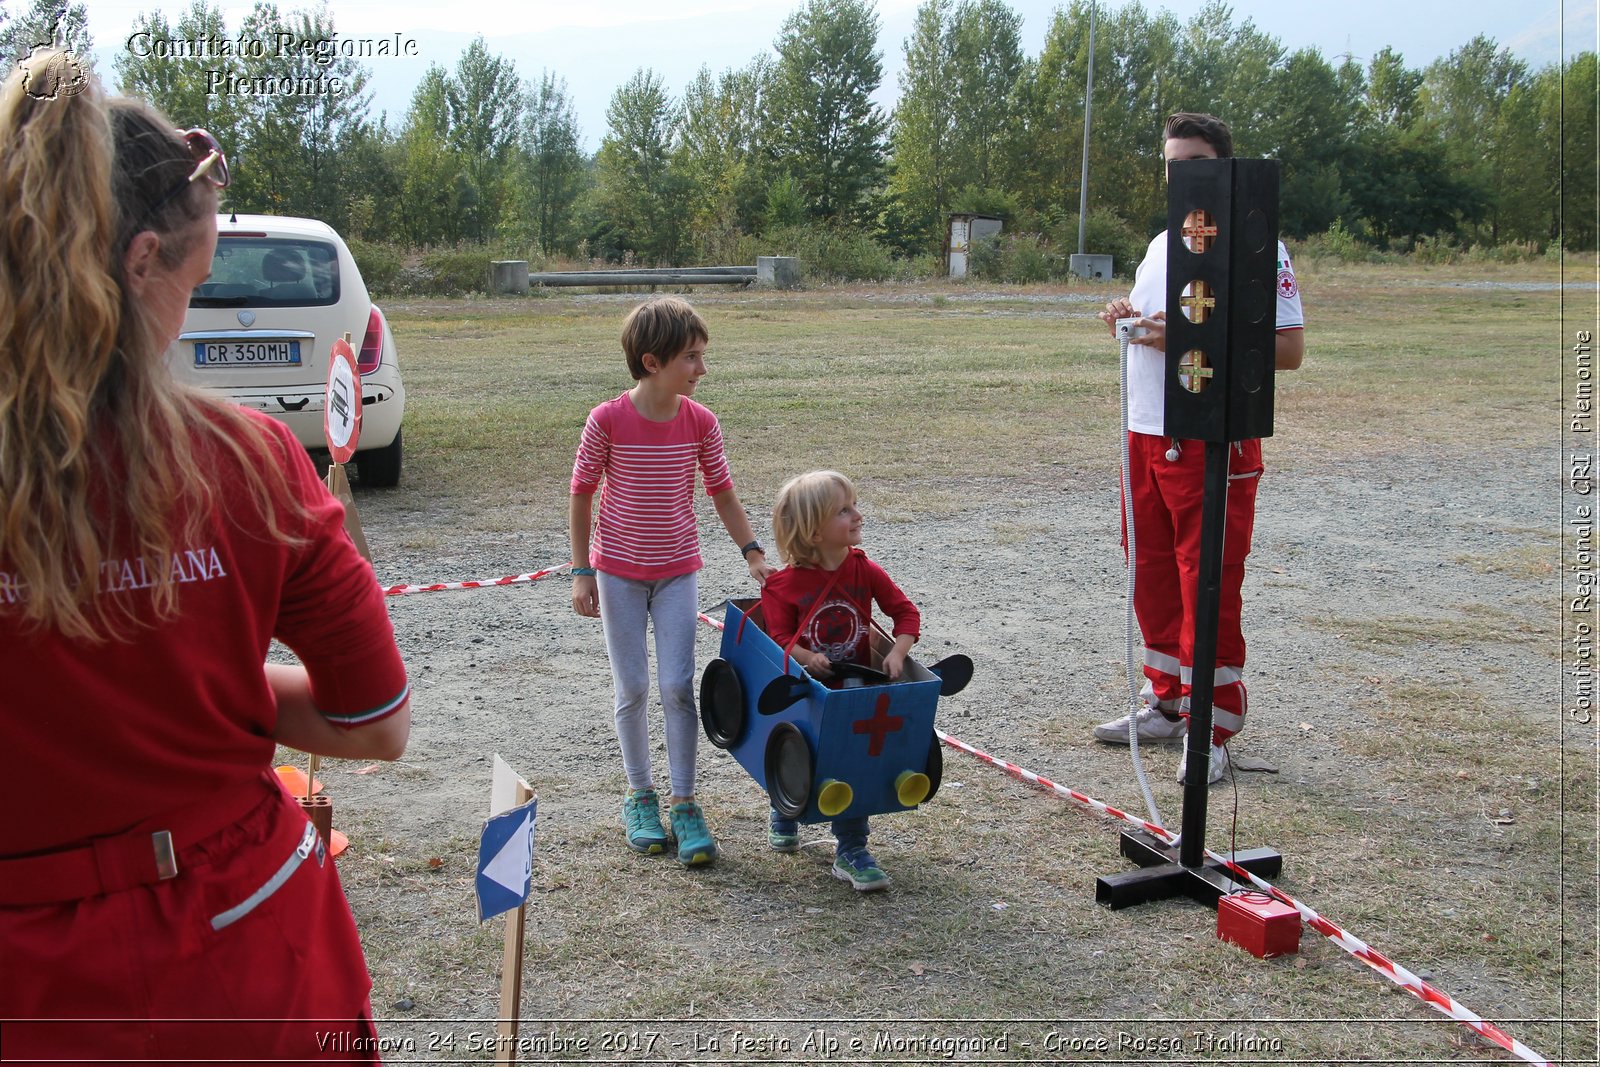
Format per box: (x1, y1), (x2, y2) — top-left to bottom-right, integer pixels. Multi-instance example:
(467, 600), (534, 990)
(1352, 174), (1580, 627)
(1093, 112), (1306, 784)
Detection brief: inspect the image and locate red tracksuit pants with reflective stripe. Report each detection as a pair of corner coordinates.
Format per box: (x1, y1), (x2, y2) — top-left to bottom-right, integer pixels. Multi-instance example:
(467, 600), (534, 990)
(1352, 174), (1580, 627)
(1122, 432), (1261, 745)
(0, 783), (381, 1065)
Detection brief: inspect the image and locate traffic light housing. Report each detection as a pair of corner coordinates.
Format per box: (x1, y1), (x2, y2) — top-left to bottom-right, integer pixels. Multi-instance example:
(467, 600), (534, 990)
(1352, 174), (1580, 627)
(1162, 158), (1280, 443)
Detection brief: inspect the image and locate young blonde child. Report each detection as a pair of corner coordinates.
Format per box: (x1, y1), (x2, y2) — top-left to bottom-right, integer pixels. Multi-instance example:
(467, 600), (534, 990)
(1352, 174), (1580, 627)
(570, 297), (774, 865)
(759, 470), (920, 890)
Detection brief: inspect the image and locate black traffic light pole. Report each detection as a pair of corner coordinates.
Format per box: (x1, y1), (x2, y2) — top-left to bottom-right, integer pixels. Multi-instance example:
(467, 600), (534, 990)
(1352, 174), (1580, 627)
(1096, 157), (1284, 909)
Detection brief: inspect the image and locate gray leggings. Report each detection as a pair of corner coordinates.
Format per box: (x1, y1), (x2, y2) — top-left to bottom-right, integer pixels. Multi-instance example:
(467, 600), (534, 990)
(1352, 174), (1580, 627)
(597, 570), (701, 798)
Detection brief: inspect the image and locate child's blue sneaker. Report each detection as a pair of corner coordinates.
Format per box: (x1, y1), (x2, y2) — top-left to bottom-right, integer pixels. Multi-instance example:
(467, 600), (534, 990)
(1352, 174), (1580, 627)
(621, 788), (668, 854)
(831, 846), (890, 891)
(669, 800), (718, 866)
(768, 811), (799, 853)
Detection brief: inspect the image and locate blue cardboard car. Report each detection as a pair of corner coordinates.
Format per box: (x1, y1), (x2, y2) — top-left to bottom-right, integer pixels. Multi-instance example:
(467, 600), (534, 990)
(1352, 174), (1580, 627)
(700, 598), (971, 823)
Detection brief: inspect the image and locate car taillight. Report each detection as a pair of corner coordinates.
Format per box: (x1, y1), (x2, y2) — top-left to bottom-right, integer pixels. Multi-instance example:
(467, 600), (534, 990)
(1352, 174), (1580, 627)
(357, 307), (385, 375)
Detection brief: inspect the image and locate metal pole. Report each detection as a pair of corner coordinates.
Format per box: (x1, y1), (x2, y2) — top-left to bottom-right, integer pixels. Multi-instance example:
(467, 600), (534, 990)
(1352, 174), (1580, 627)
(1178, 440), (1229, 868)
(1076, 0), (1096, 255)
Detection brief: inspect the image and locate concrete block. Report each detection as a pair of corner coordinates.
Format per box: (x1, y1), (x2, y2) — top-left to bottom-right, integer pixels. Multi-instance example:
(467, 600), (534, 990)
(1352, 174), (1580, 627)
(757, 256), (800, 289)
(490, 260), (530, 295)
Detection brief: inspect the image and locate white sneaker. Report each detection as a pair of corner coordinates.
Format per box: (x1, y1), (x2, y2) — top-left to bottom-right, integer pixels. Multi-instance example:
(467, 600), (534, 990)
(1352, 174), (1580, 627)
(1177, 742), (1230, 785)
(1093, 704), (1188, 744)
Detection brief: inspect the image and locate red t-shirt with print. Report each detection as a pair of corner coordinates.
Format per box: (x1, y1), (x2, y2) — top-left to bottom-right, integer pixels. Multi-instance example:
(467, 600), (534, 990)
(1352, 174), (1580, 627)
(760, 548), (921, 668)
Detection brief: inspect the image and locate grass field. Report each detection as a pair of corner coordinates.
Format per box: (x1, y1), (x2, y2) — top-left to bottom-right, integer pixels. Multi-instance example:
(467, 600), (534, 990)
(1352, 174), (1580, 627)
(320, 258), (1594, 1066)
(385, 262), (1559, 504)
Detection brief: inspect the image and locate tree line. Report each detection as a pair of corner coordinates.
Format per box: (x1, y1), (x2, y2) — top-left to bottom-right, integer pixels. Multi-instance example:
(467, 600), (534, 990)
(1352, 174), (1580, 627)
(3, 0), (1594, 278)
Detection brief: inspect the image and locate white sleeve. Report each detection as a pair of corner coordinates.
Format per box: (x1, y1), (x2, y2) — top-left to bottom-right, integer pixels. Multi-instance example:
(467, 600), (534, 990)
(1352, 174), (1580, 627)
(1274, 240), (1304, 330)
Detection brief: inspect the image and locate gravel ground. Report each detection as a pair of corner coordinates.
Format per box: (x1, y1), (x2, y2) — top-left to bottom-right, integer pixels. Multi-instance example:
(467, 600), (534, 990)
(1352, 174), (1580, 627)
(279, 282), (1584, 1063)
(345, 441), (1553, 841)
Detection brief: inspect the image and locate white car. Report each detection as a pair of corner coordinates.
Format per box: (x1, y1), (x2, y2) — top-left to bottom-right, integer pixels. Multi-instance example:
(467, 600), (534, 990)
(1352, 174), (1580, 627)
(173, 214), (407, 487)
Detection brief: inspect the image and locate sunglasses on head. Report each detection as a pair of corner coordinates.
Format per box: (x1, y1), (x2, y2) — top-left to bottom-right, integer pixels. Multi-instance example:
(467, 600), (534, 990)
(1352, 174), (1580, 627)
(146, 128), (230, 217)
(179, 128), (230, 189)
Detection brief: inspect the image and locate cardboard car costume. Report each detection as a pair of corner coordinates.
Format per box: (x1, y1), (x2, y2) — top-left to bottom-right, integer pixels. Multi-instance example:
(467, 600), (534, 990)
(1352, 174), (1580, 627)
(700, 599), (971, 823)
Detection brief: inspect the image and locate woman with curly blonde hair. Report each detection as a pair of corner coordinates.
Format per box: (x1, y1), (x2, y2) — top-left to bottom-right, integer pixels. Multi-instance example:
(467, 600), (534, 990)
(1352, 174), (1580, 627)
(0, 53), (410, 1062)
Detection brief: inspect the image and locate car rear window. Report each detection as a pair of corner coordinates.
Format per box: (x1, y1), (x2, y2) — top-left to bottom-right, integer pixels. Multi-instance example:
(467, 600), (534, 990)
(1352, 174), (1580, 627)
(190, 237), (340, 308)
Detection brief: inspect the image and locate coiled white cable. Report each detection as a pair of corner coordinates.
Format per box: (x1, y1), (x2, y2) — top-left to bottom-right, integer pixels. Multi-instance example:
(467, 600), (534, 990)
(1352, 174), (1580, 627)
(1117, 319), (1166, 832)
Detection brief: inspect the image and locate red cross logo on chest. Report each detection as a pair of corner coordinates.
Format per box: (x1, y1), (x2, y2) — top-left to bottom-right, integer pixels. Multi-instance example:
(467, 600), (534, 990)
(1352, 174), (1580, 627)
(852, 692), (905, 757)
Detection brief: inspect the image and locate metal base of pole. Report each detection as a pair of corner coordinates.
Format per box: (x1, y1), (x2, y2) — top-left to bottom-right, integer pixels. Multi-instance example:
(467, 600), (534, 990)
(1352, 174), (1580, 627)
(1096, 829), (1282, 910)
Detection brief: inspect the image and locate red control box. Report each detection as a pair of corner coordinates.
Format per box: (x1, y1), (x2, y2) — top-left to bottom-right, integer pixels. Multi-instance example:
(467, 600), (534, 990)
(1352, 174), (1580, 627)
(1217, 891), (1302, 958)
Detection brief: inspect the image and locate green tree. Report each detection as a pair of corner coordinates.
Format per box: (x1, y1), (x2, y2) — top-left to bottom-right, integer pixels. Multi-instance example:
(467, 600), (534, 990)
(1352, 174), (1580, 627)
(335, 114), (400, 242)
(886, 0), (956, 253)
(115, 2), (246, 139)
(1421, 35), (1532, 243)
(947, 0), (1024, 193)
(220, 2), (375, 228)
(1158, 0), (1284, 147)
(1364, 46), (1422, 127)
(519, 71), (586, 256)
(769, 0), (888, 224)
(592, 68), (688, 263)
(447, 37), (523, 242)
(395, 64), (463, 244)
(1018, 0), (1179, 231)
(1553, 53), (1597, 249)
(678, 56), (776, 253)
(1264, 48), (1360, 236)
(1334, 46), (1486, 244)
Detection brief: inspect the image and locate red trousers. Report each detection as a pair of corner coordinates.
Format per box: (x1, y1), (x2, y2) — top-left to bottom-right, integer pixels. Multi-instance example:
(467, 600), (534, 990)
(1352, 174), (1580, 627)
(0, 775), (381, 1065)
(1123, 432), (1261, 744)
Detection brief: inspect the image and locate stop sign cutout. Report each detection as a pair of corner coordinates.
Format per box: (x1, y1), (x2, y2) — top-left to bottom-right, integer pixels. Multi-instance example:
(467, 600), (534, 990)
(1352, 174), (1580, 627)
(324, 338), (362, 465)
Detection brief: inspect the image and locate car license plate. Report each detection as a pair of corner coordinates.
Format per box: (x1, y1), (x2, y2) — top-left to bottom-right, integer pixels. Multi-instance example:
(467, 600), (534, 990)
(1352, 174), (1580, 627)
(193, 340), (302, 367)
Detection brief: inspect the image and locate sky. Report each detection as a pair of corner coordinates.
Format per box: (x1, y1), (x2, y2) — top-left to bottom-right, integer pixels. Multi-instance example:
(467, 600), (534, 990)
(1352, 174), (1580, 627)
(87, 0), (1598, 150)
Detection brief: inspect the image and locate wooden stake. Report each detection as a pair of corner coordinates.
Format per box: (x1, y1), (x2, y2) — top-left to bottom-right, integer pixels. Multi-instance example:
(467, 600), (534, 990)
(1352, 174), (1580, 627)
(490, 757), (535, 1067)
(324, 462), (371, 562)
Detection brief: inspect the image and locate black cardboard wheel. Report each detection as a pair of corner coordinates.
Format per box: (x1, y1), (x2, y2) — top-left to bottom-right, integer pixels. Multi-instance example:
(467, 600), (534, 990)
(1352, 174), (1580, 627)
(764, 722), (813, 819)
(698, 659), (745, 748)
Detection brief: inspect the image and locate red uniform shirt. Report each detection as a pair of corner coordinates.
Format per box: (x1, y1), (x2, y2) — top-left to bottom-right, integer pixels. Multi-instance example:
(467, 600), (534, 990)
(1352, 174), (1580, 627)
(0, 411), (407, 857)
(760, 548), (920, 667)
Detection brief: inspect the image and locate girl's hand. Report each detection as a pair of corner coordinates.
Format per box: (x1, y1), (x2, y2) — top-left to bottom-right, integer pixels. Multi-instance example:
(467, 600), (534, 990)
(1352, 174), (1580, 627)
(747, 554), (776, 586)
(572, 574), (599, 617)
(803, 650), (834, 680)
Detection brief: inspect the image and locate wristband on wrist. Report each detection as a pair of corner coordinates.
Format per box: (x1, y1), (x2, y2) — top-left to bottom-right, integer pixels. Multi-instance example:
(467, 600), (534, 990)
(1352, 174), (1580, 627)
(570, 565), (597, 576)
(740, 540), (763, 559)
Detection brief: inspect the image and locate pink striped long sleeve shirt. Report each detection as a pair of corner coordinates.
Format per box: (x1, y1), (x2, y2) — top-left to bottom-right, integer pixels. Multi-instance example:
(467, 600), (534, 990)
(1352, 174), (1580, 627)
(570, 392), (735, 580)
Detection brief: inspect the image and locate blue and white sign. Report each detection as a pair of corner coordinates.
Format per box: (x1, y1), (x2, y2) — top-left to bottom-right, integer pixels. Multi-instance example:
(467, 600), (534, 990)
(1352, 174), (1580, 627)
(475, 796), (537, 922)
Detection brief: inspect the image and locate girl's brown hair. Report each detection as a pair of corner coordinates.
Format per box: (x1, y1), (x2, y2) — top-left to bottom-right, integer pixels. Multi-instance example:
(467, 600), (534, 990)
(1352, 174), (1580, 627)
(0, 52), (305, 640)
(620, 297), (708, 380)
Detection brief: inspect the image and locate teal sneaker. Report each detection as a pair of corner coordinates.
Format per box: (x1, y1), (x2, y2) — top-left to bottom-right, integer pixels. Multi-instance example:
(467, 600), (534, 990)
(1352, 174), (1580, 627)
(621, 789), (668, 854)
(668, 800), (718, 866)
(831, 847), (890, 892)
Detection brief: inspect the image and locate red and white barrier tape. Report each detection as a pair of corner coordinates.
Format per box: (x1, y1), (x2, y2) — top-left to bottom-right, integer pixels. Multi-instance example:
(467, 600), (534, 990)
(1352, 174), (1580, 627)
(692, 615), (1549, 1064)
(371, 602), (1546, 1063)
(381, 564), (566, 597)
(933, 729), (1554, 1067)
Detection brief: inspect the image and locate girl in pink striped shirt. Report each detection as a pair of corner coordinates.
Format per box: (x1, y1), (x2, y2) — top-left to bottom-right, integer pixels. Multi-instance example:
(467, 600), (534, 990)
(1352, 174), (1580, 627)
(569, 298), (774, 865)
